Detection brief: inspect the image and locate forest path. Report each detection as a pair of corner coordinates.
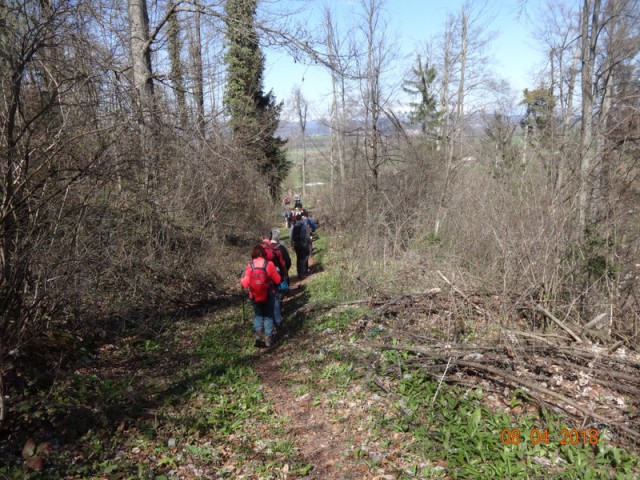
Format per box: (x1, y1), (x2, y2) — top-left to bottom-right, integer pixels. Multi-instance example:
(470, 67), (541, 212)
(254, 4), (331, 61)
(253, 338), (359, 479)
(251, 251), (379, 480)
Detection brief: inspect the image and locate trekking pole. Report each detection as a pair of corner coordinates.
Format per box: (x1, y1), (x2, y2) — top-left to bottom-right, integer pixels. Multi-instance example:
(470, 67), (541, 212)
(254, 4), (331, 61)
(238, 269), (247, 325)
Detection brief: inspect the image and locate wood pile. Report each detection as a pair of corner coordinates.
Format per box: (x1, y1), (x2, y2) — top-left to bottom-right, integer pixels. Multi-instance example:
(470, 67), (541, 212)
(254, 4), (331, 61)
(343, 276), (640, 448)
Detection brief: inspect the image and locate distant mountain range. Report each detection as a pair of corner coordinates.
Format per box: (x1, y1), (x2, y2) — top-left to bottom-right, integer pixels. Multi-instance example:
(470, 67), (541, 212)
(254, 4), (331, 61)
(276, 112), (525, 139)
(276, 120), (331, 138)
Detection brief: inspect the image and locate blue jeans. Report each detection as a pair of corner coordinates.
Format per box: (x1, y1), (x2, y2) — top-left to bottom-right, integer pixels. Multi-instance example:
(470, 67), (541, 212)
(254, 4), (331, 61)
(252, 293), (275, 338)
(273, 293), (282, 327)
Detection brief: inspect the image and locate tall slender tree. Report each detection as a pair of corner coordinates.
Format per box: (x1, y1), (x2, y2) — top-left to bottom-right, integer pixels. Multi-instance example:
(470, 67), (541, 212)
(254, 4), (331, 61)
(578, 0), (601, 238)
(357, 0), (393, 191)
(191, 3), (206, 137)
(292, 86), (309, 196)
(128, 0), (154, 112)
(224, 0), (289, 200)
(167, 0), (187, 126)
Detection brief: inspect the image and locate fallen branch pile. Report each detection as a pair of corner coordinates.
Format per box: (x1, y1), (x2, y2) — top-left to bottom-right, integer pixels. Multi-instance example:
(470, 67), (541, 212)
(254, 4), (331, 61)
(347, 280), (640, 449)
(375, 342), (640, 446)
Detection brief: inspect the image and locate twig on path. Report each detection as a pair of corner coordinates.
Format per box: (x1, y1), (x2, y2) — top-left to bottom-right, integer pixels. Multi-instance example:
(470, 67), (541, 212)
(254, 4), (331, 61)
(432, 356), (452, 406)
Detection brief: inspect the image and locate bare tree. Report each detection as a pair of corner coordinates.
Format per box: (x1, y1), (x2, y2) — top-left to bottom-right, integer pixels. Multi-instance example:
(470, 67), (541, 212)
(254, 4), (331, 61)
(0, 0), (130, 421)
(537, 1), (581, 199)
(168, 0), (187, 126)
(190, 1), (206, 137)
(432, 1), (495, 235)
(578, 0), (601, 237)
(355, 0), (397, 191)
(292, 86), (309, 196)
(323, 6), (354, 188)
(128, 0), (155, 112)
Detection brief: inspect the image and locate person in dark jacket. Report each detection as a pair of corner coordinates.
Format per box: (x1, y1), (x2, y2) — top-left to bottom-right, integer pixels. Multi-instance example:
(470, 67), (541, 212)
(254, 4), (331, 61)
(289, 214), (310, 279)
(271, 229), (291, 331)
(272, 229), (291, 278)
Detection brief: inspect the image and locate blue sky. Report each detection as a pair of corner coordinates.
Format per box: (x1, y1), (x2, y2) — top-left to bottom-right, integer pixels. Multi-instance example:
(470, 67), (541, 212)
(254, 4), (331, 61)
(262, 0), (553, 118)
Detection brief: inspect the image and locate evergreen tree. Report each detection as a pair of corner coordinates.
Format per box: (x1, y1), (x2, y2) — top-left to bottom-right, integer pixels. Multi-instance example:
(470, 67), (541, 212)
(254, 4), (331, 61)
(224, 0), (289, 200)
(403, 55), (439, 135)
(520, 86), (556, 138)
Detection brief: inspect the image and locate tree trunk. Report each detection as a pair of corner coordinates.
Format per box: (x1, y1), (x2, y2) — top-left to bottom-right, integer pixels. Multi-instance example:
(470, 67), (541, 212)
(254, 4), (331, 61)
(578, 0), (600, 237)
(168, 0), (187, 126)
(456, 7), (467, 160)
(128, 0), (155, 188)
(293, 87), (308, 196)
(556, 39), (580, 201)
(191, 3), (205, 137)
(361, 0), (384, 191)
(128, 0), (154, 110)
(324, 7), (347, 187)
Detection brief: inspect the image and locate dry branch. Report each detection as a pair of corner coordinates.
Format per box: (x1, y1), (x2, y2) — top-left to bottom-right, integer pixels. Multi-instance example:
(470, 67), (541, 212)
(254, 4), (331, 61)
(437, 270), (489, 318)
(376, 343), (640, 445)
(533, 304), (583, 343)
(581, 313), (608, 332)
(505, 329), (568, 345)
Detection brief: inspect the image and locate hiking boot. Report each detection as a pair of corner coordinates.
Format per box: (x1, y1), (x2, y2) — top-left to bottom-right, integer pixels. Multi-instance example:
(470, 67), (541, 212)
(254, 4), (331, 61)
(254, 332), (262, 347)
(264, 336), (273, 348)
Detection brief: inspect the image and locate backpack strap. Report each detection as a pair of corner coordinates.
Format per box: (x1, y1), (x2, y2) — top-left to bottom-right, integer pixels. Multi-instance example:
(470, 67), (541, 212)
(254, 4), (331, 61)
(251, 258), (267, 270)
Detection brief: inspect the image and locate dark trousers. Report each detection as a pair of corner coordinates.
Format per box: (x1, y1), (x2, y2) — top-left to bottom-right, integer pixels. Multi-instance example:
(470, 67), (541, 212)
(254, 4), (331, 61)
(294, 245), (309, 278)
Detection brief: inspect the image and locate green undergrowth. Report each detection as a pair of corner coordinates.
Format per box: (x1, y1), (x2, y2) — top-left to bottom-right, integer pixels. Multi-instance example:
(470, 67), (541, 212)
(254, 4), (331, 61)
(5, 231), (638, 479)
(1, 308), (307, 479)
(303, 235), (360, 304)
(378, 349), (640, 479)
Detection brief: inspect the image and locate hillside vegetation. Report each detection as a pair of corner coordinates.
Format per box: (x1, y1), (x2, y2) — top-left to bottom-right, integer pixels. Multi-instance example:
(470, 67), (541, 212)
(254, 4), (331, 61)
(2, 0), (640, 478)
(2, 234), (639, 478)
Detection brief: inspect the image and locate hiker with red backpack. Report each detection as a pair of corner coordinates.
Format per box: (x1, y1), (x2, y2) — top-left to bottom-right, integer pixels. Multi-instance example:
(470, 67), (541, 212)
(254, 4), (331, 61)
(240, 245), (281, 348)
(261, 230), (286, 332)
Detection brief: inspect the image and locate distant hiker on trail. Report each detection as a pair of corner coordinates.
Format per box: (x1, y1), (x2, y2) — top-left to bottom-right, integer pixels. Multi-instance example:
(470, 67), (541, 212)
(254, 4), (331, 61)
(290, 213), (311, 279)
(283, 195), (291, 205)
(293, 194), (303, 209)
(272, 229), (291, 330)
(302, 210), (317, 235)
(240, 245), (281, 348)
(284, 209), (295, 229)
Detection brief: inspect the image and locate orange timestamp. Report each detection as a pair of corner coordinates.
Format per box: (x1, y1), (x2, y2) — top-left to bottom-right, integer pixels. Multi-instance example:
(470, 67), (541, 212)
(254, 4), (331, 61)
(500, 428), (600, 445)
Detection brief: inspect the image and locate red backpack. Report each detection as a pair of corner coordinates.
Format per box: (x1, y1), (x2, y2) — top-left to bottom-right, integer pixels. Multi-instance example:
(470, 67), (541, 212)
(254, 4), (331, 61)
(263, 241), (285, 274)
(249, 259), (271, 302)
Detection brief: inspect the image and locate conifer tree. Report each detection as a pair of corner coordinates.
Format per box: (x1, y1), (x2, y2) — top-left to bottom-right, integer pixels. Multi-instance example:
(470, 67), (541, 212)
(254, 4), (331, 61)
(403, 55), (439, 135)
(224, 0), (289, 200)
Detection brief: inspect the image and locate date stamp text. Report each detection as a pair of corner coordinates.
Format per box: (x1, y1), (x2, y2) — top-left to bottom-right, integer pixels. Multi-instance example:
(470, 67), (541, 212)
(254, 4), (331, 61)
(500, 428), (600, 445)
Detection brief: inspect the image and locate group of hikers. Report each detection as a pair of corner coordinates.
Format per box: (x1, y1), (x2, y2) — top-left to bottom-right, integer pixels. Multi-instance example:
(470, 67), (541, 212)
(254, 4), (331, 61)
(240, 197), (317, 348)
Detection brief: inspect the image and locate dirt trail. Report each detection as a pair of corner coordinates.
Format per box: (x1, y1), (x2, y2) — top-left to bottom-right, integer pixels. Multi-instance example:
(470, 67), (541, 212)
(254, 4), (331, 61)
(253, 264), (370, 480)
(254, 350), (361, 480)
